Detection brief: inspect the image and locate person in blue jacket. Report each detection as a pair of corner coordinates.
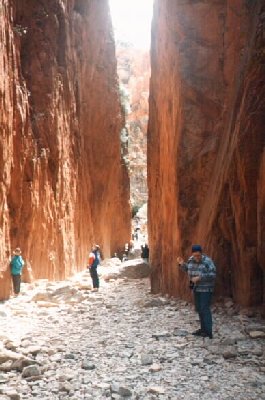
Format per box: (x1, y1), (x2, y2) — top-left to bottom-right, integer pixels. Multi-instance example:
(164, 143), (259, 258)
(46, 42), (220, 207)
(10, 247), (25, 296)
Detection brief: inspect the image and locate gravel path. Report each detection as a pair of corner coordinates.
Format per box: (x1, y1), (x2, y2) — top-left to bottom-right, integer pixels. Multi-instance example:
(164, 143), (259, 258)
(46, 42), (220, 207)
(0, 264), (264, 399)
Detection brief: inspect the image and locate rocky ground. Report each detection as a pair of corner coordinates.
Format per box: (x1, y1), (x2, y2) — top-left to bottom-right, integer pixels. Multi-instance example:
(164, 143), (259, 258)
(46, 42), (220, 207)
(0, 259), (264, 400)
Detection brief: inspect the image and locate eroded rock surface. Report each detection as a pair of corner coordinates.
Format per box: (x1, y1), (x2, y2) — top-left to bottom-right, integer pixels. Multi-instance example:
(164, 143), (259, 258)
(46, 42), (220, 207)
(0, 0), (130, 299)
(0, 267), (264, 399)
(148, 0), (265, 306)
(116, 42), (150, 207)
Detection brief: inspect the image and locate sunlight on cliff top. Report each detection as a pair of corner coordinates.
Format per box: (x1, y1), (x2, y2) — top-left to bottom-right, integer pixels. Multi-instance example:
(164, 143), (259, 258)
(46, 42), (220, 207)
(109, 0), (154, 49)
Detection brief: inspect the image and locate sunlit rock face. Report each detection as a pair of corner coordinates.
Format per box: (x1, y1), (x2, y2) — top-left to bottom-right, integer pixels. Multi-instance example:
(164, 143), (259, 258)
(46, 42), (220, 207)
(148, 0), (265, 306)
(0, 0), (130, 299)
(116, 42), (150, 207)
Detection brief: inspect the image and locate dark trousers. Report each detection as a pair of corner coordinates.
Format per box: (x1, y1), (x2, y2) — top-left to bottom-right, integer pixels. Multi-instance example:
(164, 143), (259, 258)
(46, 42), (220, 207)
(12, 274), (21, 294)
(194, 291), (213, 336)
(89, 267), (99, 288)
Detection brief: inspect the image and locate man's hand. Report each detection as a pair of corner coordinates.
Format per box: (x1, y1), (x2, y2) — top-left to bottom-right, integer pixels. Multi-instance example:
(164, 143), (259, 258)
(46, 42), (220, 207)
(177, 257), (184, 265)
(191, 276), (201, 283)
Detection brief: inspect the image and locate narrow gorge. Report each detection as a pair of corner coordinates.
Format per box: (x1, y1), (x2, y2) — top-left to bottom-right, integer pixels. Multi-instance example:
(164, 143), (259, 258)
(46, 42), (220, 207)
(0, 0), (264, 310)
(0, 1), (265, 398)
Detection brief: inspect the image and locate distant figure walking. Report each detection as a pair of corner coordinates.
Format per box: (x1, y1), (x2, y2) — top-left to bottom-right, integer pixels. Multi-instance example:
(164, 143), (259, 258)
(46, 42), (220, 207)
(141, 243), (149, 262)
(124, 243), (129, 258)
(129, 240), (134, 253)
(10, 247), (25, 296)
(88, 245), (101, 292)
(177, 245), (216, 339)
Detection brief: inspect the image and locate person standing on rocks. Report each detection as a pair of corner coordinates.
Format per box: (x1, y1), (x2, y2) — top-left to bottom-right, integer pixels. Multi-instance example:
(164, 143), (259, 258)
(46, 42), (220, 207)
(88, 245), (101, 292)
(10, 247), (25, 296)
(141, 243), (149, 262)
(177, 245), (216, 339)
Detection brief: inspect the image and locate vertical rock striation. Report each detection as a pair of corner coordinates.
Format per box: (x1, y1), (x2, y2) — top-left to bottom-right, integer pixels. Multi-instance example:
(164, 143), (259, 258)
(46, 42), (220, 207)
(148, 0), (265, 306)
(116, 43), (150, 207)
(0, 0), (130, 299)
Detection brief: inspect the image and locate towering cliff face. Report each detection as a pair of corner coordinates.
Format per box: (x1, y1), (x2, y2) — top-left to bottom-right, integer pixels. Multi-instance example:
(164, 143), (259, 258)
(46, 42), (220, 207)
(0, 0), (130, 299)
(116, 42), (150, 207)
(148, 0), (265, 306)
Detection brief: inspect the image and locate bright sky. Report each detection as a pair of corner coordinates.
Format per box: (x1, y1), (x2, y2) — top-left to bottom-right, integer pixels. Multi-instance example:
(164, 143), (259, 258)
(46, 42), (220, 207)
(109, 0), (154, 50)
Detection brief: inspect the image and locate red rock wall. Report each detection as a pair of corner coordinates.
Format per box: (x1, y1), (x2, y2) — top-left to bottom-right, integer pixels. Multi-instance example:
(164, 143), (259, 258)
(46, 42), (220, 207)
(116, 43), (150, 207)
(0, 0), (130, 299)
(148, 0), (265, 306)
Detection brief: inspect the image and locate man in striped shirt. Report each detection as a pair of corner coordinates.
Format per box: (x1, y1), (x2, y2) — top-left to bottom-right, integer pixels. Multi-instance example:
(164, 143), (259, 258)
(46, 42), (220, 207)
(177, 245), (216, 339)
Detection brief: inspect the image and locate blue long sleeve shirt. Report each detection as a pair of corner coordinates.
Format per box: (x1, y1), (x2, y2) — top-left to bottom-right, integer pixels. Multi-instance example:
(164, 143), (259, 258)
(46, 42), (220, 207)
(180, 254), (216, 292)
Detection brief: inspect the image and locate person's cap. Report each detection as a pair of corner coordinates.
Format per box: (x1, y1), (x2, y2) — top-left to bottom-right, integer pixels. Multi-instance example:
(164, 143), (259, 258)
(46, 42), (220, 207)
(95, 244), (100, 249)
(192, 244), (202, 253)
(13, 247), (22, 255)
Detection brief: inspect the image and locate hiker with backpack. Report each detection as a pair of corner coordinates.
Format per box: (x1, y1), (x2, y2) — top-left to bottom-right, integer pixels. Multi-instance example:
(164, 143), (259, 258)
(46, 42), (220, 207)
(177, 245), (216, 339)
(10, 247), (25, 296)
(87, 245), (101, 292)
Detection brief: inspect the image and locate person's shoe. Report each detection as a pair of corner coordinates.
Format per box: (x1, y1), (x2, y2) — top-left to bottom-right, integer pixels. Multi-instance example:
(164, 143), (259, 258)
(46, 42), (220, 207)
(192, 329), (204, 336)
(92, 288), (99, 292)
(200, 332), (213, 339)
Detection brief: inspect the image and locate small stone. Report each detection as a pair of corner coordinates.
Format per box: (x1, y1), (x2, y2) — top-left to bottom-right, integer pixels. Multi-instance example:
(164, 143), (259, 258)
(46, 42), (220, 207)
(173, 329), (189, 337)
(5, 390), (20, 400)
(118, 386), (132, 397)
(0, 361), (13, 372)
(36, 301), (58, 308)
(249, 331), (265, 339)
(221, 338), (237, 346)
(76, 282), (92, 290)
(0, 349), (24, 364)
(23, 346), (41, 356)
(203, 355), (216, 365)
(222, 347), (237, 359)
(11, 357), (38, 372)
(110, 383), (132, 397)
(4, 341), (19, 352)
(59, 381), (72, 392)
(224, 299), (234, 308)
(110, 383), (120, 393)
(142, 298), (169, 308)
(149, 363), (162, 372)
(21, 365), (42, 379)
(81, 361), (95, 370)
(0, 311), (8, 318)
(191, 359), (204, 366)
(152, 331), (170, 340)
(0, 374), (6, 383)
(49, 354), (61, 362)
(141, 354), (153, 366)
(64, 353), (75, 360)
(148, 386), (165, 394)
(96, 382), (110, 390)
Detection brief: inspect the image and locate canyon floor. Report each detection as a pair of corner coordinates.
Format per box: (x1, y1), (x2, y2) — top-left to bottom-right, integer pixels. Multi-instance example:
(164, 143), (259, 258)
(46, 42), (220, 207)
(0, 259), (264, 400)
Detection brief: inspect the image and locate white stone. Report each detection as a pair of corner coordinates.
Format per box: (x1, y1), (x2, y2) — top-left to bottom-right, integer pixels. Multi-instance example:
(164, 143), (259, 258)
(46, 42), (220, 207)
(249, 331), (265, 339)
(148, 386), (165, 394)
